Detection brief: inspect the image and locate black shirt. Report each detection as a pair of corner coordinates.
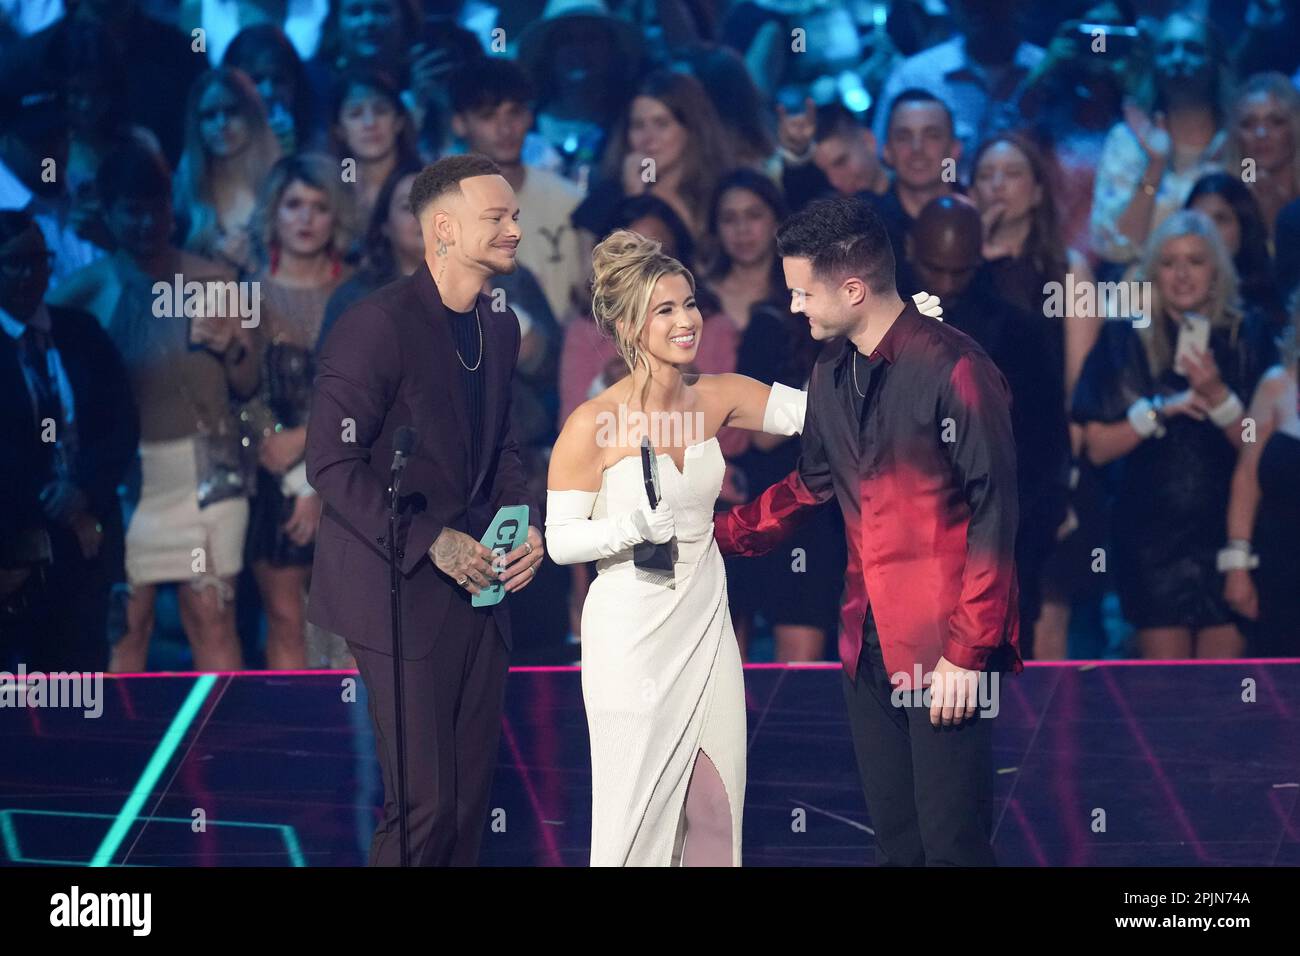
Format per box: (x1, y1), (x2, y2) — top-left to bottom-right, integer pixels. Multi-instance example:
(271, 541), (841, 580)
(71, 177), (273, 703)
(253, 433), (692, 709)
(448, 303), (485, 477)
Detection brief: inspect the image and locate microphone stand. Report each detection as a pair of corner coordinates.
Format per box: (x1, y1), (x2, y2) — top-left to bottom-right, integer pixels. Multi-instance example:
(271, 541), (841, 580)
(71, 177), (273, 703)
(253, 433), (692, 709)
(387, 469), (409, 867)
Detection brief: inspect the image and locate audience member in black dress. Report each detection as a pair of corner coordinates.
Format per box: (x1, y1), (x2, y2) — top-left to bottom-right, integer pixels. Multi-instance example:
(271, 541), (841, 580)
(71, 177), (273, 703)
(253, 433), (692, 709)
(968, 130), (1107, 659)
(1072, 209), (1277, 659)
(1224, 299), (1300, 657)
(0, 210), (137, 672)
(1186, 172), (1282, 323)
(906, 196), (1070, 649)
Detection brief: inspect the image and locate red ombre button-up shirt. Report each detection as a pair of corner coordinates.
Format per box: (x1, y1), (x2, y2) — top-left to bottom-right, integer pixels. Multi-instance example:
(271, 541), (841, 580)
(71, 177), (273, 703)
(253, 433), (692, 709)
(714, 302), (1023, 689)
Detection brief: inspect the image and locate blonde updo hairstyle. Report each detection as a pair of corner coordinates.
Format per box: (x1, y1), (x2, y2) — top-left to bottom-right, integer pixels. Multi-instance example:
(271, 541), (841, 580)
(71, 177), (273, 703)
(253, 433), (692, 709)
(591, 229), (696, 406)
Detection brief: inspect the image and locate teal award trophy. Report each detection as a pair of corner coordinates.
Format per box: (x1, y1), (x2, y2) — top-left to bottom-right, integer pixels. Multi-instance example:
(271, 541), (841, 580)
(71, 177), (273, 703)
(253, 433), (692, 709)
(472, 505), (530, 608)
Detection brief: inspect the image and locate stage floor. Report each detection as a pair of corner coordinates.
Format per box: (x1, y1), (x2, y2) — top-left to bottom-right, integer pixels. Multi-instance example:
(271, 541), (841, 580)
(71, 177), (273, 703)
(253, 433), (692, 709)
(2, 661), (1298, 866)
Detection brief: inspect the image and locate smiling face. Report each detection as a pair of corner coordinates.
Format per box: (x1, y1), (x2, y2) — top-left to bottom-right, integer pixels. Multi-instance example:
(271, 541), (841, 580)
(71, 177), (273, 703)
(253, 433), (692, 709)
(197, 81), (252, 160)
(274, 179), (336, 258)
(1235, 90), (1295, 174)
(427, 174), (521, 277)
(630, 271), (701, 368)
(628, 96), (687, 175)
(783, 256), (861, 341)
(716, 187), (778, 270)
(1154, 233), (1216, 314)
(337, 87), (403, 162)
(972, 140), (1042, 225)
(884, 102), (959, 192)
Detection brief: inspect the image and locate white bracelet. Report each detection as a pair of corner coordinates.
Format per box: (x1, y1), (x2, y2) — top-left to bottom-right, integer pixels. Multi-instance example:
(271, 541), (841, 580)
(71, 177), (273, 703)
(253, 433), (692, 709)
(1207, 390), (1243, 428)
(1216, 542), (1259, 571)
(1127, 398), (1163, 439)
(279, 461), (313, 497)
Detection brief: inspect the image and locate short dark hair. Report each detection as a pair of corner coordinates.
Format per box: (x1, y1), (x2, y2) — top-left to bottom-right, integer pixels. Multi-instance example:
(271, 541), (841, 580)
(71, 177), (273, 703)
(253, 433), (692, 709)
(885, 88), (955, 138)
(97, 141), (172, 206)
(814, 101), (865, 144)
(449, 57), (534, 115)
(408, 154), (503, 218)
(776, 196), (895, 293)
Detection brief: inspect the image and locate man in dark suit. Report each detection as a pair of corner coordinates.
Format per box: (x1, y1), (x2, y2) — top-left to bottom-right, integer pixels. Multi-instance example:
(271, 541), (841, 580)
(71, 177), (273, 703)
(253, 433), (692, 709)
(306, 154), (545, 866)
(0, 211), (138, 672)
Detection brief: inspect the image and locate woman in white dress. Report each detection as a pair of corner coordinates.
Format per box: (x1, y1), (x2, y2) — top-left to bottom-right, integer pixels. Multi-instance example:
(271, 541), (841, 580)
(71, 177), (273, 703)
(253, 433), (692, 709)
(544, 230), (808, 866)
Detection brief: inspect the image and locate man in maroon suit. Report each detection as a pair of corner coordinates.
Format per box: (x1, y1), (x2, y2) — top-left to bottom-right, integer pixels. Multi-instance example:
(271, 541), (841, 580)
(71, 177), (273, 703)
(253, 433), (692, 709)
(714, 196), (1021, 866)
(306, 154), (544, 866)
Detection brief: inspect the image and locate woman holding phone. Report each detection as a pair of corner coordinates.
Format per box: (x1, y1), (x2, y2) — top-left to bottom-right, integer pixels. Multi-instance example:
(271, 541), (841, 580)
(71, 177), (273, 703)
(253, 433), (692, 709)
(1071, 210), (1277, 659)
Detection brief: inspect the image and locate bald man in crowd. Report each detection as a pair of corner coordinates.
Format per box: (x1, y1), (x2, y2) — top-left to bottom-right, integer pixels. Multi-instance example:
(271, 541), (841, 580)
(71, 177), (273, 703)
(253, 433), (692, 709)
(906, 196), (1069, 648)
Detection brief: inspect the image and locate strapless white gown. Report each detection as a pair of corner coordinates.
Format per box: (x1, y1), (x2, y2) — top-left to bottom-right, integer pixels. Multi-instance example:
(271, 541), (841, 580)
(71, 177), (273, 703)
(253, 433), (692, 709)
(580, 435), (745, 866)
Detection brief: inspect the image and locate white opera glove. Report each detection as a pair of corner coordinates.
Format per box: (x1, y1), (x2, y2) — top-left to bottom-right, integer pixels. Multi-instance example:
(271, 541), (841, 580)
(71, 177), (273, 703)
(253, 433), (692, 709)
(913, 290), (944, 320)
(762, 381), (806, 435)
(545, 488), (677, 565)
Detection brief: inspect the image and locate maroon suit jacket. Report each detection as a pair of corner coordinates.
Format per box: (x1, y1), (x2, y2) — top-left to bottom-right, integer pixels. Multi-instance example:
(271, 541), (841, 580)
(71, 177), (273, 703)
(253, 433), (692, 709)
(305, 261), (537, 658)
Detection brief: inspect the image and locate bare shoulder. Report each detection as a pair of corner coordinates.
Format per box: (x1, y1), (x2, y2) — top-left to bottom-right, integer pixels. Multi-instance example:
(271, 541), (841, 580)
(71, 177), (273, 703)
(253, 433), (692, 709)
(557, 397), (612, 453)
(551, 397), (614, 487)
(1255, 364), (1295, 404)
(692, 371), (746, 405)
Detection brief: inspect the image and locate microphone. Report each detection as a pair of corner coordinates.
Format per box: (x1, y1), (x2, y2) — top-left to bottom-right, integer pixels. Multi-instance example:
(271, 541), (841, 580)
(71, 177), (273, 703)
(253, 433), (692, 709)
(633, 436), (675, 581)
(390, 426), (417, 501)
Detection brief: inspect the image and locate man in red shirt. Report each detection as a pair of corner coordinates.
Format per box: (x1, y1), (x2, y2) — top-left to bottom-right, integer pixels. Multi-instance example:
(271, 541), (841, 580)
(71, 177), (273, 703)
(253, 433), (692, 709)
(714, 196), (1021, 866)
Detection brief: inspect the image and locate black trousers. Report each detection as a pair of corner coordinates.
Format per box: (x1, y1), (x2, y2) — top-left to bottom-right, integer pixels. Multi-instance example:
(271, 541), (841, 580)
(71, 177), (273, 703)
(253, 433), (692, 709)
(350, 607), (510, 866)
(841, 604), (997, 866)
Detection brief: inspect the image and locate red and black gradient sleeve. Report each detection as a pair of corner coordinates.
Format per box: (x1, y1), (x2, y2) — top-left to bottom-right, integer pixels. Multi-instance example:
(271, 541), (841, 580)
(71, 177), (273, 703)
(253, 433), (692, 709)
(714, 378), (836, 556)
(937, 351), (1020, 671)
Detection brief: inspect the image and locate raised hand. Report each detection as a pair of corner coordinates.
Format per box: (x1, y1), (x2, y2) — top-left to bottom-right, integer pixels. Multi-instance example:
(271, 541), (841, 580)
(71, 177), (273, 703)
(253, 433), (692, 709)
(1123, 100), (1170, 166)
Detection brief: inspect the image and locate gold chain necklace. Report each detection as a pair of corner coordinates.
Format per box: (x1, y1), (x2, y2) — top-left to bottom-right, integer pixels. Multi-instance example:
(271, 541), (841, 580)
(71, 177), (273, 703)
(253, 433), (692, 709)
(456, 303), (483, 372)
